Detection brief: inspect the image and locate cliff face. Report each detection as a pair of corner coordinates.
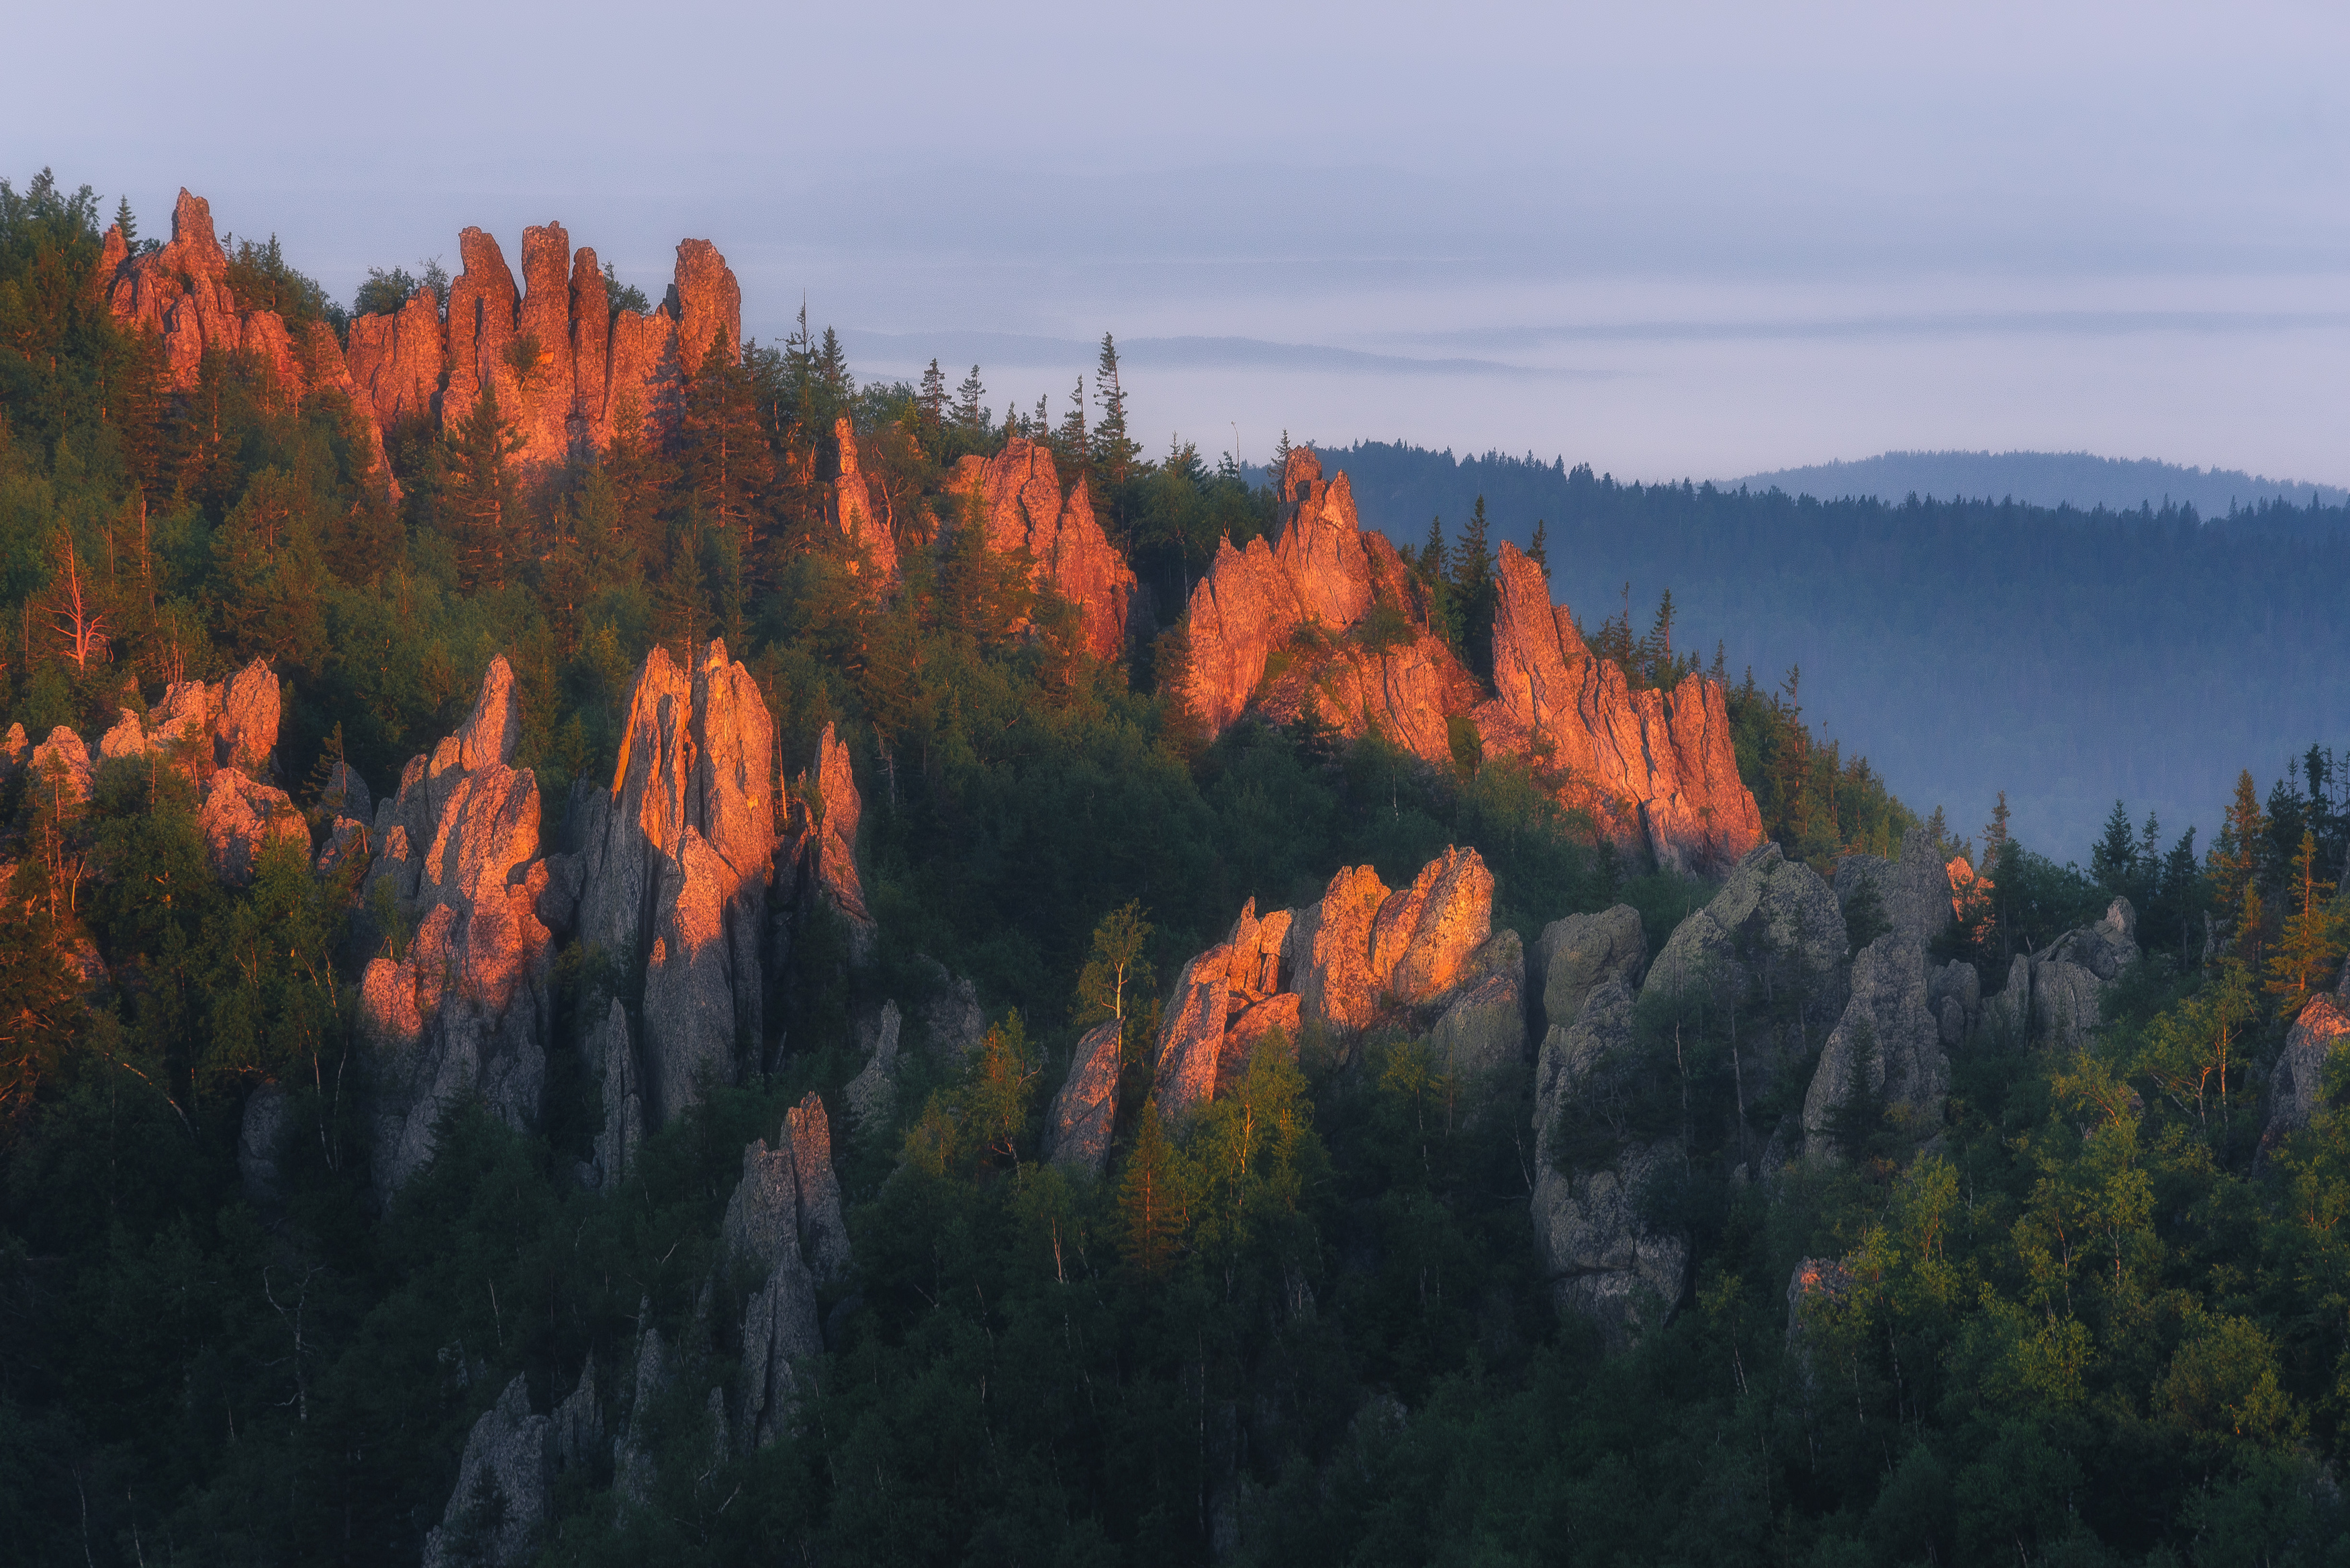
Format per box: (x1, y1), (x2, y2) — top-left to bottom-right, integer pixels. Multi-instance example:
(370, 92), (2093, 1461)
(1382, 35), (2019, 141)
(1178, 448), (1764, 878)
(948, 438), (1137, 660)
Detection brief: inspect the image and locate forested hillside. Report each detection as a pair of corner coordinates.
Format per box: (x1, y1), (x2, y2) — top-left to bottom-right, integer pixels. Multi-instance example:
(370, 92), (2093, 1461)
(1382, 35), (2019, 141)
(8, 168), (2350, 1568)
(1307, 440), (2350, 854)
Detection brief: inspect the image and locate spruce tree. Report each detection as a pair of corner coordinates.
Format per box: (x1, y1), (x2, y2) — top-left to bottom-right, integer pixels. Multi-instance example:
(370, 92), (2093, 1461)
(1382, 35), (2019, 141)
(111, 195), (135, 248)
(681, 329), (773, 567)
(954, 364), (986, 433)
(919, 358), (947, 432)
(442, 381), (526, 591)
(1527, 517), (1549, 575)
(1054, 376), (1089, 479)
(1092, 334), (1139, 486)
(1119, 1103), (1182, 1276)
(2266, 830), (2343, 1014)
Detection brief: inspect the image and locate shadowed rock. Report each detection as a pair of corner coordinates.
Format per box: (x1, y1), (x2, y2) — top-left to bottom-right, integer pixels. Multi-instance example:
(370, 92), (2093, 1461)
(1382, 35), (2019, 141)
(421, 1375), (551, 1568)
(1802, 932), (1946, 1159)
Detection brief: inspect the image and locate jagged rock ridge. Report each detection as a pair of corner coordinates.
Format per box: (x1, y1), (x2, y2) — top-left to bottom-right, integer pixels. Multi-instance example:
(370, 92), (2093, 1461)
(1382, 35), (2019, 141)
(1179, 448), (1764, 877)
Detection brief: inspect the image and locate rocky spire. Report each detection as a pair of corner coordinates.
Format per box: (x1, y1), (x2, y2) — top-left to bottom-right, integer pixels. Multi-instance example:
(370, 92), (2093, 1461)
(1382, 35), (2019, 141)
(357, 658), (557, 1193)
(833, 418), (899, 582)
(569, 641), (778, 1161)
(442, 227), (522, 434)
(947, 437), (1138, 660)
(513, 222), (577, 468)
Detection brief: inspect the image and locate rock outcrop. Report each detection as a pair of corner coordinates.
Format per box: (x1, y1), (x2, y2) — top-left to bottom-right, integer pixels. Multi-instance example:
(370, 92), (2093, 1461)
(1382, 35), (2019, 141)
(357, 658), (555, 1193)
(28, 726), (91, 810)
(718, 1095), (847, 1449)
(1530, 971), (1688, 1342)
(101, 192), (395, 495)
(197, 767), (307, 885)
(1801, 931), (1946, 1159)
(1047, 1020), (1125, 1176)
(344, 285), (443, 432)
(1983, 897), (2140, 1049)
(1182, 450), (1466, 756)
(782, 722), (875, 963)
(1831, 826), (1957, 951)
(833, 418), (900, 582)
(1151, 847), (1517, 1126)
(1176, 448), (1762, 877)
(1802, 828), (1968, 1158)
(1644, 842), (1846, 1059)
(950, 438), (1138, 660)
(421, 1375), (552, 1568)
(1529, 905), (1668, 1335)
(2263, 991), (2350, 1157)
(568, 642), (777, 1171)
(1476, 543), (1762, 877)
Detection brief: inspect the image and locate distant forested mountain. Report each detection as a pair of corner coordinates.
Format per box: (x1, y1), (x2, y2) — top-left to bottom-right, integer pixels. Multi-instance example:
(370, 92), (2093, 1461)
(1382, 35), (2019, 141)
(1276, 440), (2350, 853)
(1733, 448), (2349, 514)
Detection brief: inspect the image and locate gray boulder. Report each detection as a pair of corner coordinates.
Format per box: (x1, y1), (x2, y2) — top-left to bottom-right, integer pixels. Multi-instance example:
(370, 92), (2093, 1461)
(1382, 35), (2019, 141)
(198, 767), (307, 885)
(1832, 826), (1956, 952)
(1429, 932), (1527, 1116)
(720, 1138), (823, 1451)
(2263, 993), (2350, 1157)
(1801, 933), (1946, 1159)
(420, 1375), (551, 1568)
(844, 999), (903, 1138)
(1045, 1019), (1123, 1178)
(1535, 904), (1647, 1034)
(1530, 973), (1687, 1344)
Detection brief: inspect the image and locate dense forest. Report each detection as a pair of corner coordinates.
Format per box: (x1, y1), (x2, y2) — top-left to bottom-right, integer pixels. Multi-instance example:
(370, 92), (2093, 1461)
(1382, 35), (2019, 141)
(1312, 441), (2350, 857)
(7, 168), (2350, 1567)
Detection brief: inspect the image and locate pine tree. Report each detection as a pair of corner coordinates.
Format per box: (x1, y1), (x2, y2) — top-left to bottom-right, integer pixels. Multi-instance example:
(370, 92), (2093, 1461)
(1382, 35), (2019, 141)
(919, 359), (947, 431)
(111, 195), (135, 248)
(1451, 496), (1496, 681)
(2266, 830), (2344, 1014)
(1419, 516), (1448, 584)
(954, 364), (986, 433)
(442, 381), (526, 591)
(1119, 1103), (1183, 1276)
(1527, 517), (1549, 576)
(2209, 770), (2268, 948)
(2092, 801), (2138, 891)
(1054, 376), (1089, 479)
(681, 329), (774, 566)
(1092, 334), (1139, 486)
(1644, 588), (1677, 683)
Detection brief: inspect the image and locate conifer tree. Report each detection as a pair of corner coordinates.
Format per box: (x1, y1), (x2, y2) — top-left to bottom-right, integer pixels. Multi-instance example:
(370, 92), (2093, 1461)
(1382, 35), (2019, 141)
(111, 195), (134, 248)
(954, 364), (986, 433)
(681, 330), (773, 566)
(2266, 830), (2343, 1014)
(1527, 517), (1549, 576)
(442, 380), (526, 591)
(1054, 376), (1089, 479)
(919, 358), (947, 431)
(1119, 1103), (1182, 1276)
(2210, 770), (2268, 949)
(1092, 334), (1139, 486)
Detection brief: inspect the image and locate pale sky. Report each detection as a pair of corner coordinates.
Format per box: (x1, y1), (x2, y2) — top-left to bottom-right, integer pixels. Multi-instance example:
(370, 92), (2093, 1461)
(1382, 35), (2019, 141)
(13, 0), (2348, 483)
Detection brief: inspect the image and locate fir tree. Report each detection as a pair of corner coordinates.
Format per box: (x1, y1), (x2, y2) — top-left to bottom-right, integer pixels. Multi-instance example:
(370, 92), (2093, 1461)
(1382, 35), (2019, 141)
(954, 364), (986, 433)
(680, 330), (774, 567)
(111, 195), (134, 248)
(919, 358), (947, 431)
(1092, 334), (1139, 486)
(442, 381), (526, 591)
(1119, 1103), (1183, 1276)
(1527, 517), (1549, 576)
(1054, 375), (1089, 479)
(2266, 830), (2343, 1014)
